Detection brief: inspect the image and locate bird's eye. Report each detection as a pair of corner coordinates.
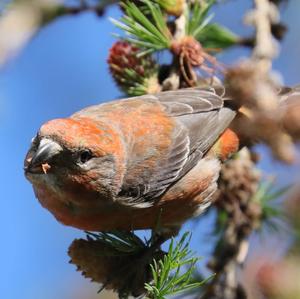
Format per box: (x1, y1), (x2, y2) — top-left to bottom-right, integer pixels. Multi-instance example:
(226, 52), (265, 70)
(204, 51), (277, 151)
(79, 150), (93, 163)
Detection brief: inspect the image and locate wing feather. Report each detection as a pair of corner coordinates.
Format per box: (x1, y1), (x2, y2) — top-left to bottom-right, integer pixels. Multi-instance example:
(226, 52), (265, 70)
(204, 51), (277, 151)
(118, 88), (236, 207)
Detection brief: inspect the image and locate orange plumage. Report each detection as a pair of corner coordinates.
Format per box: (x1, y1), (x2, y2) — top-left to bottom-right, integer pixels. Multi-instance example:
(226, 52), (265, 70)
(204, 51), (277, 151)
(24, 88), (239, 232)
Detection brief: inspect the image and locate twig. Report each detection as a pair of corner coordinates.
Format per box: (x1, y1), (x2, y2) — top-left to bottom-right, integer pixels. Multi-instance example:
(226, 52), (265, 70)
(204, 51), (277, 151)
(225, 0), (295, 162)
(162, 1), (188, 90)
(200, 147), (262, 299)
(174, 11), (187, 40)
(244, 0), (279, 103)
(201, 208), (252, 299)
(248, 0), (279, 62)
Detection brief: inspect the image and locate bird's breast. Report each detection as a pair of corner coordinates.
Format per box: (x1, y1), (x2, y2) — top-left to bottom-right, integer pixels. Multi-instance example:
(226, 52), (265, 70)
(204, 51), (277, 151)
(30, 157), (220, 231)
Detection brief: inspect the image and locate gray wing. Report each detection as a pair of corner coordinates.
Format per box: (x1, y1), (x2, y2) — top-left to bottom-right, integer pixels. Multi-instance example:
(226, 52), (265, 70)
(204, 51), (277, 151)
(159, 87), (235, 180)
(119, 87), (236, 207)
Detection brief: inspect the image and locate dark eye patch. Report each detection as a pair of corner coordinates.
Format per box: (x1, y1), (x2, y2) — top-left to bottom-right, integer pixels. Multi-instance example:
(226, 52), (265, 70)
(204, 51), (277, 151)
(79, 149), (93, 163)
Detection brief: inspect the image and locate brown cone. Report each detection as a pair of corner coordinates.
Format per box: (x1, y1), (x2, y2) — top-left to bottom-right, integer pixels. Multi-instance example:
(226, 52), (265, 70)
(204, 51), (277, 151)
(68, 238), (164, 297)
(171, 36), (205, 67)
(107, 41), (159, 95)
(215, 148), (261, 213)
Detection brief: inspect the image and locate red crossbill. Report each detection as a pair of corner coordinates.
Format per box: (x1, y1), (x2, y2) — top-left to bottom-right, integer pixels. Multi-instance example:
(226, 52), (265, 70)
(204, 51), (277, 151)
(23, 86), (295, 233)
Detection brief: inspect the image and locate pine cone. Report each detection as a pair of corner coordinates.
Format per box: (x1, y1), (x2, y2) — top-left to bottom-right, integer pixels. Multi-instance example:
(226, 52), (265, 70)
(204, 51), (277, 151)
(68, 237), (164, 297)
(216, 148), (261, 213)
(170, 36), (220, 86)
(107, 41), (160, 95)
(171, 36), (205, 67)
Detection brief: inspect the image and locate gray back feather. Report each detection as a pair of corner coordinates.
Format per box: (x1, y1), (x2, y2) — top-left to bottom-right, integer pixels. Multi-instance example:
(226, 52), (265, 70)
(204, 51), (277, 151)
(119, 87), (236, 207)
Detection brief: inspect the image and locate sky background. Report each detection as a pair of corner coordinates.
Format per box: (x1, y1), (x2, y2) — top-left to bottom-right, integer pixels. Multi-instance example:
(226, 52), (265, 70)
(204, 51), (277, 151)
(1, 1), (300, 299)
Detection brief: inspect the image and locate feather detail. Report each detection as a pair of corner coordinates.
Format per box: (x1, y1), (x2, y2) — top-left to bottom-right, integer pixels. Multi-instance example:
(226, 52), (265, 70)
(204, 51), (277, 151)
(210, 128), (240, 161)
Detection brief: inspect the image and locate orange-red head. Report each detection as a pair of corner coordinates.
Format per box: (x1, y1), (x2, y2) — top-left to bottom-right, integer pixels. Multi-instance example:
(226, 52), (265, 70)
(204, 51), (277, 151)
(24, 117), (126, 220)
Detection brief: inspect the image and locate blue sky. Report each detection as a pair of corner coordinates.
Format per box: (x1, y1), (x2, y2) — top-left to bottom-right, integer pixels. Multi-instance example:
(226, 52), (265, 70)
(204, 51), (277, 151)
(1, 1), (300, 299)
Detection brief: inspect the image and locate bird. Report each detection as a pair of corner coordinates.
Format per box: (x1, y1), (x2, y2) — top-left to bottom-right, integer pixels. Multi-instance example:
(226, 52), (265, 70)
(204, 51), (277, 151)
(23, 86), (295, 234)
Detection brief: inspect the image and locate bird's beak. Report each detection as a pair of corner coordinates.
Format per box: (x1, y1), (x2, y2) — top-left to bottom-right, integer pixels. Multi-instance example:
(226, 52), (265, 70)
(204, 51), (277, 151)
(24, 138), (63, 174)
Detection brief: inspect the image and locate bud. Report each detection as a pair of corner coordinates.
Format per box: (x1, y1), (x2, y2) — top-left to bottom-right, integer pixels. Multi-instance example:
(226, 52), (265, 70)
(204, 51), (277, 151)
(171, 36), (205, 66)
(158, 0), (185, 17)
(171, 36), (219, 86)
(107, 41), (160, 95)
